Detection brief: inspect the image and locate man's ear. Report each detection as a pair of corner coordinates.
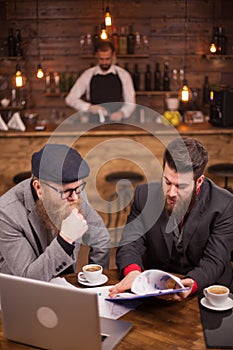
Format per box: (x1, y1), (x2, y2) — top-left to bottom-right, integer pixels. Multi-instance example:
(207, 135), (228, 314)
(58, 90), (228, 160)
(32, 179), (42, 198)
(196, 175), (204, 191)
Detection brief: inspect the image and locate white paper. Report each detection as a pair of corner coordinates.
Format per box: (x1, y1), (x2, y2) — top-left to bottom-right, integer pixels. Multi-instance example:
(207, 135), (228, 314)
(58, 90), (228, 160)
(106, 269), (191, 301)
(0, 114), (8, 130)
(50, 277), (134, 319)
(7, 112), (26, 131)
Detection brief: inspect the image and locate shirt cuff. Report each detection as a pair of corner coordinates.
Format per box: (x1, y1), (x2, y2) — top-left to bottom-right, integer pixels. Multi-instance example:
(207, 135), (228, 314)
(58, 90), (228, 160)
(57, 235), (75, 256)
(123, 264), (142, 276)
(190, 280), (198, 295)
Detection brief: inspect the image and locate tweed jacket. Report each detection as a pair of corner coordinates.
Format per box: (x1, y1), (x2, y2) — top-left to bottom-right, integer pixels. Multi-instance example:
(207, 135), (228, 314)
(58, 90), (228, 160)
(0, 179), (110, 281)
(117, 178), (233, 292)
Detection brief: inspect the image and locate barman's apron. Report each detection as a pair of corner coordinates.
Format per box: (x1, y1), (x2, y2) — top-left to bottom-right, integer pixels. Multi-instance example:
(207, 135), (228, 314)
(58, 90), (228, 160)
(89, 73), (123, 122)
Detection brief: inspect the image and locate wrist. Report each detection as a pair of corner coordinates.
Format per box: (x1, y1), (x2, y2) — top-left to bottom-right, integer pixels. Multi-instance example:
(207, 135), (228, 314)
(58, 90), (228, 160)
(123, 264), (142, 276)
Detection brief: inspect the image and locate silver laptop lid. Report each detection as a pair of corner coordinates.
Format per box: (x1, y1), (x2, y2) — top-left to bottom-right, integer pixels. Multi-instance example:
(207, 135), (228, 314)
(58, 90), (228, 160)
(0, 273), (132, 350)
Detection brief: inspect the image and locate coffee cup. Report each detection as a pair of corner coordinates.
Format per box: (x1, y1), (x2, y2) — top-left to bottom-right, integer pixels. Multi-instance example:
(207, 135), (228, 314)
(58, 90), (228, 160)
(203, 285), (229, 307)
(81, 264), (103, 283)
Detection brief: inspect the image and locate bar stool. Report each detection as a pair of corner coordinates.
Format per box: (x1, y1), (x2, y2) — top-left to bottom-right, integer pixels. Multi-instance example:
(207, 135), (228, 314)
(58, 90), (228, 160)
(13, 171), (31, 184)
(105, 171), (144, 239)
(208, 163), (233, 192)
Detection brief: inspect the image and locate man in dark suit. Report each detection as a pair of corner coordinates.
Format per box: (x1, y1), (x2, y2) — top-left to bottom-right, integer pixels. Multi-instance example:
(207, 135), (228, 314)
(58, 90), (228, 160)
(109, 137), (233, 300)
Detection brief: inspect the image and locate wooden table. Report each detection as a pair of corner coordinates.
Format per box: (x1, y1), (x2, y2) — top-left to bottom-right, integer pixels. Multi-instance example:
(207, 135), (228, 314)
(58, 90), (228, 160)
(0, 269), (231, 350)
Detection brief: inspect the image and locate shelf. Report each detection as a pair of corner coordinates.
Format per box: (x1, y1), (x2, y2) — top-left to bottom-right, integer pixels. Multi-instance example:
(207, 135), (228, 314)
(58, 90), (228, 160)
(0, 56), (23, 61)
(203, 54), (233, 60)
(136, 91), (179, 96)
(80, 54), (149, 59)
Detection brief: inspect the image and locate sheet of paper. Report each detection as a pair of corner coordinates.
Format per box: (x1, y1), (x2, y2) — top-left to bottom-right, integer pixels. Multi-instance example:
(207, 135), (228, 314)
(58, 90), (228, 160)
(50, 277), (135, 320)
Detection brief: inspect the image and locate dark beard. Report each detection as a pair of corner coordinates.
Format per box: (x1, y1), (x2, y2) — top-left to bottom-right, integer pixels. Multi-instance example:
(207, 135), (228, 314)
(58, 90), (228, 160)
(35, 198), (82, 244)
(164, 185), (198, 224)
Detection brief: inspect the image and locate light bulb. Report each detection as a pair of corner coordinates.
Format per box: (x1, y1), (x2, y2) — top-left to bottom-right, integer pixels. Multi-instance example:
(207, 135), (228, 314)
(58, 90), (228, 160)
(36, 64), (44, 79)
(100, 23), (108, 40)
(179, 80), (192, 102)
(15, 64), (23, 87)
(209, 42), (217, 53)
(105, 7), (112, 26)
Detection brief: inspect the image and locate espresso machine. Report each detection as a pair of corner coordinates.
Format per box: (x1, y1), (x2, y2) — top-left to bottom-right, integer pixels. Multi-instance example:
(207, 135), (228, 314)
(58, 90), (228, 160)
(209, 90), (233, 127)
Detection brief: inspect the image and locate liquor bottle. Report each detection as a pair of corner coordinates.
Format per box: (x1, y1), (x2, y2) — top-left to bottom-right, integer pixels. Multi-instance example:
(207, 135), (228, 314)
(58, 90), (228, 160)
(15, 29), (23, 56)
(7, 28), (16, 57)
(118, 27), (127, 55)
(132, 63), (140, 91)
(127, 25), (135, 54)
(163, 62), (170, 91)
(111, 25), (119, 54)
(154, 62), (161, 91)
(144, 64), (152, 91)
(202, 76), (210, 105)
(217, 27), (226, 54)
(93, 26), (100, 51)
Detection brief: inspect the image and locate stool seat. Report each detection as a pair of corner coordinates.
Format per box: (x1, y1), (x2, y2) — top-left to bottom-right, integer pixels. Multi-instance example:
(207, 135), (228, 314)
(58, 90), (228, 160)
(13, 171), (31, 184)
(208, 163), (233, 191)
(105, 171), (144, 184)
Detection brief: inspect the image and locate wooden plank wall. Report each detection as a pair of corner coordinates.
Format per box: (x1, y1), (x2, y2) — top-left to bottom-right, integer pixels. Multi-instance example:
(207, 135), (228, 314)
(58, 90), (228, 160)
(0, 0), (233, 120)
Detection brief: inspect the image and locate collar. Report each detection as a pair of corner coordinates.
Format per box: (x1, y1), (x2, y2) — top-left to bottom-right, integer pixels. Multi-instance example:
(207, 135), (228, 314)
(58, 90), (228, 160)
(93, 64), (117, 76)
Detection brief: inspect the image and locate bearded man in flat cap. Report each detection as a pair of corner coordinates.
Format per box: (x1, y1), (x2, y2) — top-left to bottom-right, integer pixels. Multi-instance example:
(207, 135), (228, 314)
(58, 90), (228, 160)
(0, 144), (110, 281)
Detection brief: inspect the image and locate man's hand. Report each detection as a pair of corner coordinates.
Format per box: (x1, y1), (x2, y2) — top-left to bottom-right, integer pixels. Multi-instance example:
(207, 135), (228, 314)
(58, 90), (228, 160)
(60, 208), (88, 244)
(108, 271), (141, 297)
(158, 278), (194, 302)
(110, 111), (124, 122)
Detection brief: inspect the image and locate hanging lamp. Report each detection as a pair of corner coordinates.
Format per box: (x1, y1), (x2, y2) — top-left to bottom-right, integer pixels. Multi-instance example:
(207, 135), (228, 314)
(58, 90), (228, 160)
(36, 0), (44, 79)
(179, 0), (192, 103)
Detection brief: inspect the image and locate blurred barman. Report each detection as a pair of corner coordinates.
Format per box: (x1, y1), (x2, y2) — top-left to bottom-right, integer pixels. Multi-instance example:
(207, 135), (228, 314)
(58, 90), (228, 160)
(65, 40), (135, 122)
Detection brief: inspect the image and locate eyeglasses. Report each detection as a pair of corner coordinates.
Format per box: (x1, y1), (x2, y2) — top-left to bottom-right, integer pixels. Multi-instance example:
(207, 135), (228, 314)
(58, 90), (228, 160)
(41, 181), (86, 200)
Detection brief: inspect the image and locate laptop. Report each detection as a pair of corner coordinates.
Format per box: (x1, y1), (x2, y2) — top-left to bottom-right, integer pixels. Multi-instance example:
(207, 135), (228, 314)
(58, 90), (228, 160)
(0, 273), (132, 350)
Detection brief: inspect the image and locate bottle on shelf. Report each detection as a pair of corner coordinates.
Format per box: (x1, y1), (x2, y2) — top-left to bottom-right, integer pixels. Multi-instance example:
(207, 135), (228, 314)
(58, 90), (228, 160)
(93, 25), (100, 51)
(132, 63), (140, 91)
(15, 29), (23, 57)
(135, 32), (141, 54)
(127, 25), (135, 54)
(144, 64), (152, 91)
(118, 27), (127, 55)
(111, 25), (119, 54)
(163, 62), (170, 91)
(171, 68), (180, 91)
(202, 75), (210, 105)
(8, 28), (16, 57)
(217, 27), (226, 55)
(154, 62), (161, 91)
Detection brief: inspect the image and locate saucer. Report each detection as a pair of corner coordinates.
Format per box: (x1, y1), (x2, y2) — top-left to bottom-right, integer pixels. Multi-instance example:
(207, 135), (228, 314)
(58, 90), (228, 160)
(200, 296), (233, 311)
(77, 273), (108, 287)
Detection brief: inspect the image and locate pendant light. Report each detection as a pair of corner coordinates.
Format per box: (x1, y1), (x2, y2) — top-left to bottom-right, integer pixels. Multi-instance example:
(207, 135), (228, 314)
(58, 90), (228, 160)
(105, 6), (112, 26)
(209, 0), (218, 54)
(100, 23), (108, 40)
(15, 63), (23, 87)
(36, 0), (44, 79)
(179, 0), (192, 103)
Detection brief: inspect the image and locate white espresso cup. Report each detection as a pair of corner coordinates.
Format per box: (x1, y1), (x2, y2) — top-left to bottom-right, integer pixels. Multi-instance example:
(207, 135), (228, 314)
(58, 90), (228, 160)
(203, 285), (229, 306)
(81, 264), (103, 283)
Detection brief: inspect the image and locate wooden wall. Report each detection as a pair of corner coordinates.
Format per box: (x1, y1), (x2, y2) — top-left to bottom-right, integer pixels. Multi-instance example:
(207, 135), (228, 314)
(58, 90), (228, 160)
(0, 0), (233, 120)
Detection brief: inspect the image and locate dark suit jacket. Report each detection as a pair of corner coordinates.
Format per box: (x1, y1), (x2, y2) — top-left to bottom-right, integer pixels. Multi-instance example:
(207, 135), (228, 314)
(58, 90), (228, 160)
(117, 178), (233, 292)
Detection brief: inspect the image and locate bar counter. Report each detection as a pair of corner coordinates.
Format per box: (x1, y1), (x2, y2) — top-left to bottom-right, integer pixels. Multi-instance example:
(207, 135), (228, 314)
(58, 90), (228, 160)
(0, 122), (232, 198)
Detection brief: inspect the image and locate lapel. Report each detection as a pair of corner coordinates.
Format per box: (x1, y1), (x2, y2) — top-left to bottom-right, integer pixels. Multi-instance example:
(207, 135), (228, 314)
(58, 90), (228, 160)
(182, 183), (209, 252)
(24, 184), (48, 254)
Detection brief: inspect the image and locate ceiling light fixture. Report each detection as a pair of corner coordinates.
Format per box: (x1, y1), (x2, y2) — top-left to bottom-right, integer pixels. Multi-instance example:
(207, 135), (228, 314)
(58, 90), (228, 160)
(105, 6), (112, 26)
(35, 0), (44, 79)
(179, 0), (192, 103)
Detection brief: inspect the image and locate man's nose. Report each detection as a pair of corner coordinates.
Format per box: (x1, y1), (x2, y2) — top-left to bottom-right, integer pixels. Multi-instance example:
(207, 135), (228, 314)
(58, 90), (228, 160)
(168, 184), (178, 197)
(68, 190), (79, 200)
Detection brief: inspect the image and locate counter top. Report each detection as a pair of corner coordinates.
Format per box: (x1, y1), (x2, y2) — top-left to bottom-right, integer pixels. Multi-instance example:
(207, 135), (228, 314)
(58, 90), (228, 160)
(0, 122), (233, 138)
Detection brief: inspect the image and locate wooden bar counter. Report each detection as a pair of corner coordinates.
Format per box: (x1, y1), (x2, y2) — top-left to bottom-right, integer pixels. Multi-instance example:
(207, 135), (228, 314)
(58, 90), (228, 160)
(0, 121), (232, 199)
